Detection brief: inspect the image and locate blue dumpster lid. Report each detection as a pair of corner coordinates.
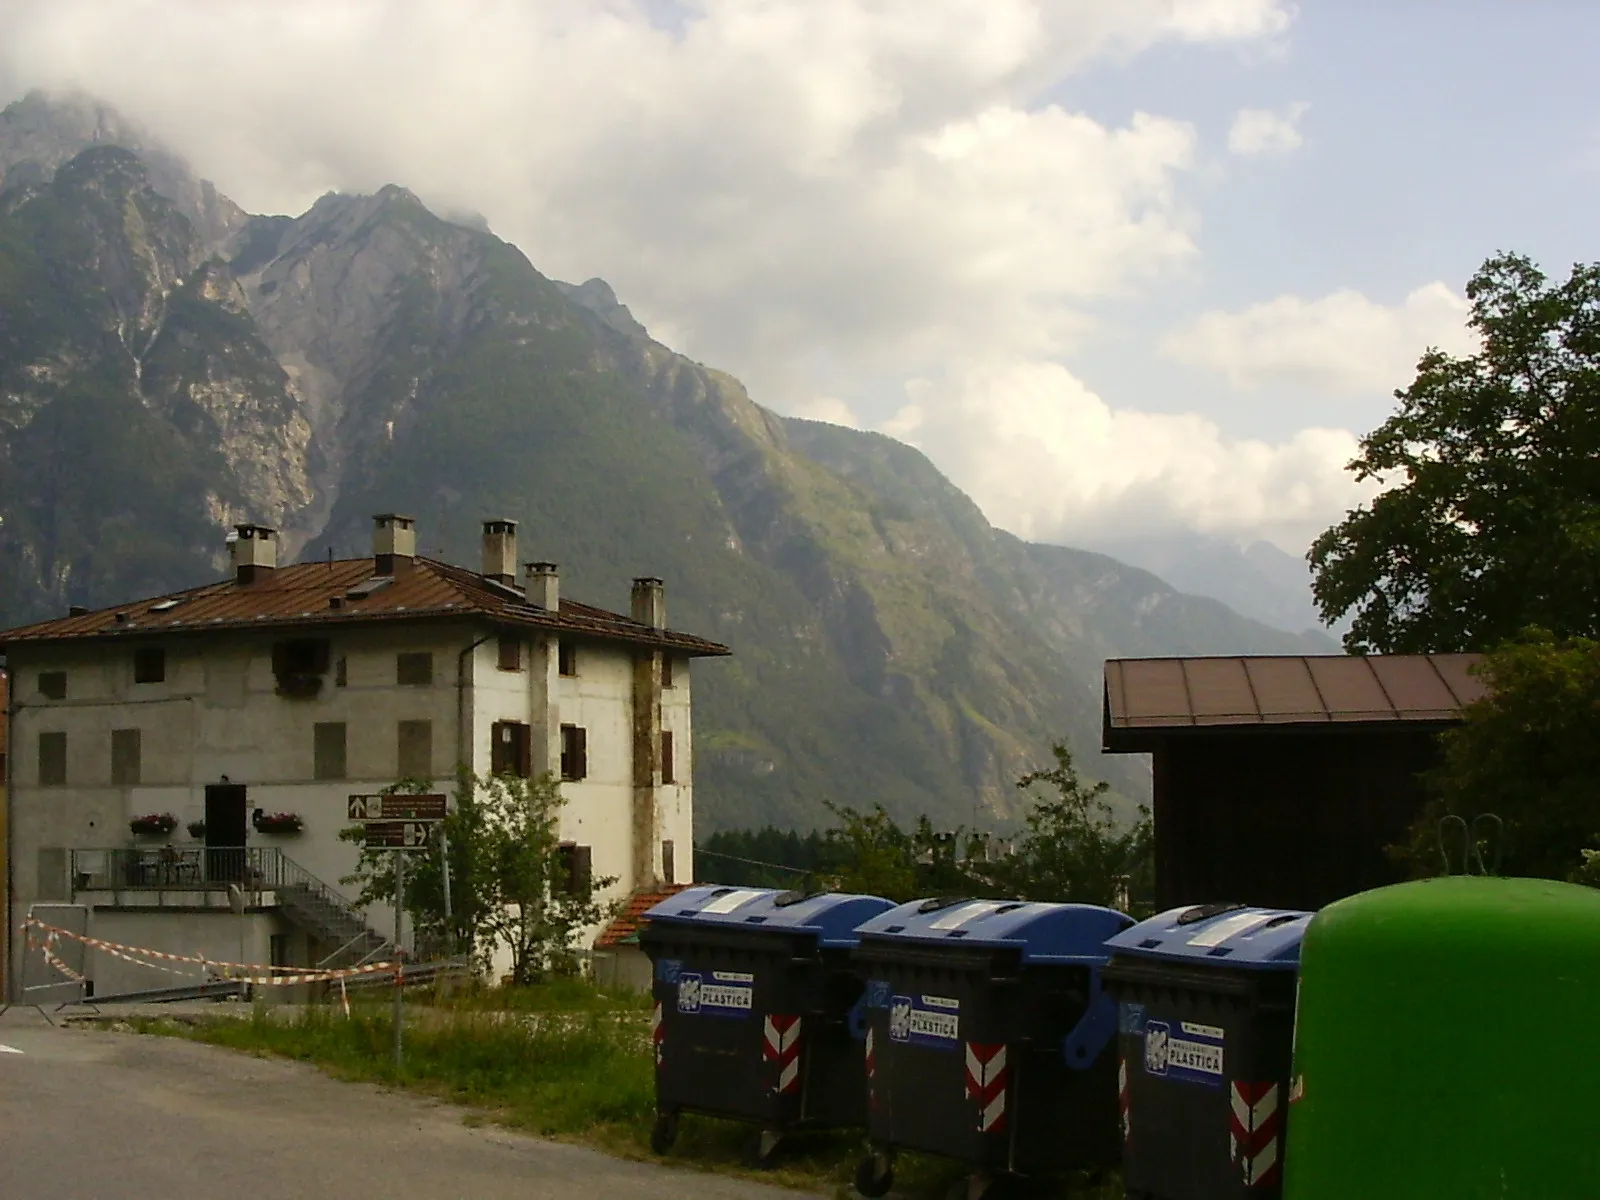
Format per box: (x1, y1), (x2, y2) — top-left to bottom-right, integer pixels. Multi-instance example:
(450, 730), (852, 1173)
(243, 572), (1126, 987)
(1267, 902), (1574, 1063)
(1104, 903), (1312, 969)
(642, 885), (895, 948)
(853, 898), (1131, 965)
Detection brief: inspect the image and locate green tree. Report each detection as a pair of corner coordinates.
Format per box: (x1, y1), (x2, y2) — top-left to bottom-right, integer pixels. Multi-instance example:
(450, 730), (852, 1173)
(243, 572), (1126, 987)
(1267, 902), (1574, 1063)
(343, 771), (613, 983)
(988, 743), (1152, 910)
(1310, 253), (1600, 653)
(1393, 633), (1600, 882)
(822, 802), (919, 901)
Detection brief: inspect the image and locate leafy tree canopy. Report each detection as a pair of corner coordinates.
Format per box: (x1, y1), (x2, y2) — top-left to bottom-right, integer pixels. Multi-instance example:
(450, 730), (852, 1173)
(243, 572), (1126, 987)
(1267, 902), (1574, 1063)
(1311, 253), (1600, 653)
(1392, 633), (1600, 882)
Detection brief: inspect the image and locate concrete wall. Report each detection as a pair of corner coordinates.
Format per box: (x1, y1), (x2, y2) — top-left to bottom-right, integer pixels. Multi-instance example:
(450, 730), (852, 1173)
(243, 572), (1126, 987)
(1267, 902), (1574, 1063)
(5, 619), (697, 992)
(86, 908), (288, 997)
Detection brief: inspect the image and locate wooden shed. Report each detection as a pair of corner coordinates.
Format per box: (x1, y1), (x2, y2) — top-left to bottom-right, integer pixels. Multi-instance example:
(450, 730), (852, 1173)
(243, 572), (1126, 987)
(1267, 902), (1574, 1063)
(1102, 654), (1486, 912)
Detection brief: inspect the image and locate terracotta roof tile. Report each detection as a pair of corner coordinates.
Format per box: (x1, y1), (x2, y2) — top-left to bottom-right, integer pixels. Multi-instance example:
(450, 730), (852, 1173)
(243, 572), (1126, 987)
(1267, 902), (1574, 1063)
(595, 883), (692, 948)
(1103, 653), (1486, 752)
(0, 558), (729, 657)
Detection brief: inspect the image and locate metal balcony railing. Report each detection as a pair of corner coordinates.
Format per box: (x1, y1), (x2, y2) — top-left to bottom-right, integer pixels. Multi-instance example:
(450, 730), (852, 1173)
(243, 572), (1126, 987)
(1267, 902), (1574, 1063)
(67, 847), (395, 968)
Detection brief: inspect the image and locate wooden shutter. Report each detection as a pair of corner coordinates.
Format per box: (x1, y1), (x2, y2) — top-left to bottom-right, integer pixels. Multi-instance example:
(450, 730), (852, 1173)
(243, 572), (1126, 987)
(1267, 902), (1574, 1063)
(314, 722), (347, 780)
(660, 731), (674, 784)
(497, 635), (522, 671)
(111, 728), (142, 786)
(38, 731), (67, 786)
(575, 726), (588, 780)
(516, 722), (532, 778)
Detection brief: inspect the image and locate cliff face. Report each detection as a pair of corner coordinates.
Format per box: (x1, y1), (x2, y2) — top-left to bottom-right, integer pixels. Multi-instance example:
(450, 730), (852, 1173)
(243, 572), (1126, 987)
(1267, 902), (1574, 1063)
(0, 93), (1325, 831)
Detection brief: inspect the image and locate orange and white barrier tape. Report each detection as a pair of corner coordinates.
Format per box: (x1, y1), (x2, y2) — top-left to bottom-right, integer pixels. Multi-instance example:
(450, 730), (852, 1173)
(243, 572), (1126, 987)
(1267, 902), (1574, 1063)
(24, 918), (398, 987)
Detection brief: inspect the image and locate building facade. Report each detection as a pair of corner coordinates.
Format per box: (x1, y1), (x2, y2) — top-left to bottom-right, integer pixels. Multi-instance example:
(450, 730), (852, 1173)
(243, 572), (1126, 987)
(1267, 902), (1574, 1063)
(1, 517), (727, 997)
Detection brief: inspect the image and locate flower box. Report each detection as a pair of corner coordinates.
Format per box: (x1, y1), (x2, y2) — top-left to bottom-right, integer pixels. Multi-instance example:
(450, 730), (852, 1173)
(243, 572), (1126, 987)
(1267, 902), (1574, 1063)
(130, 812), (179, 837)
(252, 811), (304, 835)
(186, 820), (207, 839)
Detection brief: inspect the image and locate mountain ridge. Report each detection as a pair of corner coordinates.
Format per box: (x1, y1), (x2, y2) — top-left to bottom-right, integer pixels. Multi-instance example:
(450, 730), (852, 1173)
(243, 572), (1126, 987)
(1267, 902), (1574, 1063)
(0, 92), (1329, 833)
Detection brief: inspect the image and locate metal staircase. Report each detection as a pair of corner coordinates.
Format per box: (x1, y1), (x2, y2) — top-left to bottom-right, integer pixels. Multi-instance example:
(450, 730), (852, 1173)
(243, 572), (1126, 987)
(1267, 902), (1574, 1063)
(256, 850), (396, 969)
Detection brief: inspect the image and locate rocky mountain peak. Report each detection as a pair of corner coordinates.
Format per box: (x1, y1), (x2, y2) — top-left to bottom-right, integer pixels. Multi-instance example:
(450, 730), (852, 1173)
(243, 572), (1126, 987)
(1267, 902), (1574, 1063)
(0, 90), (246, 253)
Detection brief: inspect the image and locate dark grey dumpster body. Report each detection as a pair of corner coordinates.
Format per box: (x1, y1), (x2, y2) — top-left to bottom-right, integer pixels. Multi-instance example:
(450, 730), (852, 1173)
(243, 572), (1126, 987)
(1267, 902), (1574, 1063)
(850, 898), (1132, 1194)
(639, 885), (893, 1158)
(1102, 903), (1312, 1200)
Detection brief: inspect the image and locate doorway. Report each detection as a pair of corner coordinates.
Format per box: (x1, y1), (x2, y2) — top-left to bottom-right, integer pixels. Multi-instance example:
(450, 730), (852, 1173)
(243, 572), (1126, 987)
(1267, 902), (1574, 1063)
(204, 783), (248, 882)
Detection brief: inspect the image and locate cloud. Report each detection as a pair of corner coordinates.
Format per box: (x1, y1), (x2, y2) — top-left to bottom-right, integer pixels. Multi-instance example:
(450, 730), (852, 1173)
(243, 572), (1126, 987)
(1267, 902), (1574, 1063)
(885, 360), (1372, 554)
(0, 0), (1301, 544)
(1227, 101), (1309, 156)
(791, 396), (862, 429)
(1162, 282), (1476, 394)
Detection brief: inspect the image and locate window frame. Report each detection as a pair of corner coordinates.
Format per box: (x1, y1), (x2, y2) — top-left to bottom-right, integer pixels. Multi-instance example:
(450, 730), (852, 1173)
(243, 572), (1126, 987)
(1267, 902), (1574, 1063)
(398, 719), (434, 779)
(660, 730), (675, 784)
(496, 635), (522, 672)
(559, 723), (588, 781)
(557, 638), (578, 677)
(38, 671), (67, 701)
(132, 647), (166, 684)
(490, 720), (532, 778)
(111, 728), (142, 786)
(38, 731), (67, 787)
(314, 721), (348, 781)
(396, 651), (434, 687)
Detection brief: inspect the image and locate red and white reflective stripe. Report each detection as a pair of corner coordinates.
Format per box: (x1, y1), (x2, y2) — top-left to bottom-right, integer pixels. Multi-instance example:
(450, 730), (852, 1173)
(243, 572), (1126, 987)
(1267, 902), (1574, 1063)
(1230, 1080), (1282, 1188)
(652, 1002), (665, 1067)
(864, 1026), (876, 1079)
(964, 1041), (1008, 1133)
(763, 1014), (804, 1095)
(1118, 1055), (1132, 1145)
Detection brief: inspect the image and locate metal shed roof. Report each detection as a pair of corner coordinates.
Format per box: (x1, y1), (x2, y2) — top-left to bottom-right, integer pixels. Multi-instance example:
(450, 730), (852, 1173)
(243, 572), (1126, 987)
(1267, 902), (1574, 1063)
(1103, 653), (1486, 752)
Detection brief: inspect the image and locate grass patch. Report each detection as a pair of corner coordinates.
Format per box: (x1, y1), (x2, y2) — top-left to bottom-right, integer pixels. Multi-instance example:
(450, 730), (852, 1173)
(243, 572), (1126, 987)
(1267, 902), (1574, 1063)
(132, 991), (1122, 1198)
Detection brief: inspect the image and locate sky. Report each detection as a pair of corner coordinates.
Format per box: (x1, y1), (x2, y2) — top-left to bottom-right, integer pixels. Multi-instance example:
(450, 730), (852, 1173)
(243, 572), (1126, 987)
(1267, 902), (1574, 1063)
(3, 0), (1598, 557)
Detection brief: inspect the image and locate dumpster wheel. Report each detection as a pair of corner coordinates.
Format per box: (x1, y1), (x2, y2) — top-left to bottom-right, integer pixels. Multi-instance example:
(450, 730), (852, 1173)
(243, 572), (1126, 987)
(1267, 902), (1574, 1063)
(649, 1111), (679, 1155)
(854, 1149), (895, 1198)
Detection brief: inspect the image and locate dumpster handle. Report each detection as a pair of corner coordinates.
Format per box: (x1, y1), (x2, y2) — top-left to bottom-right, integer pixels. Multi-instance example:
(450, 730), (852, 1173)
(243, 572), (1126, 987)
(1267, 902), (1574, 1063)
(1061, 968), (1116, 1071)
(847, 993), (869, 1042)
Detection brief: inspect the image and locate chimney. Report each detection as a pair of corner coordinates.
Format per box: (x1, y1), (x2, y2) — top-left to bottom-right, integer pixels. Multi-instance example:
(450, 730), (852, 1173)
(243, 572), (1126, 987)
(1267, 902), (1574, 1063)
(631, 577), (665, 629)
(482, 519), (517, 587)
(231, 523), (278, 584)
(372, 514), (416, 576)
(525, 561), (559, 610)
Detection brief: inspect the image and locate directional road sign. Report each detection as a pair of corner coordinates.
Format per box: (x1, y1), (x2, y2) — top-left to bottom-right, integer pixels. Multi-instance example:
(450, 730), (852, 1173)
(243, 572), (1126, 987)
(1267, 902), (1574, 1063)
(360, 821), (436, 850)
(348, 794), (447, 822)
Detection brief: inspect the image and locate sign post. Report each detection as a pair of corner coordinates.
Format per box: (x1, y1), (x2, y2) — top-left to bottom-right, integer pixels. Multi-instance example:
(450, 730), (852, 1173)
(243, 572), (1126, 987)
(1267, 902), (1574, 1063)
(347, 794), (446, 1075)
(392, 849), (404, 1071)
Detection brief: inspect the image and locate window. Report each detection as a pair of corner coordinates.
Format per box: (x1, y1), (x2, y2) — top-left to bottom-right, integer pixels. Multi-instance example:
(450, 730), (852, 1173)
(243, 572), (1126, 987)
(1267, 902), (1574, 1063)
(662, 839), (676, 885)
(660, 730), (675, 784)
(133, 647), (166, 684)
(111, 729), (142, 786)
(314, 722), (348, 780)
(556, 843), (593, 895)
(491, 721), (532, 778)
(497, 635), (522, 672)
(558, 638), (577, 677)
(335, 656), (348, 687)
(38, 731), (67, 786)
(398, 720), (433, 779)
(559, 724), (588, 781)
(272, 638), (331, 698)
(38, 671), (66, 701)
(397, 651), (434, 686)
(272, 638), (331, 676)
(661, 655), (674, 688)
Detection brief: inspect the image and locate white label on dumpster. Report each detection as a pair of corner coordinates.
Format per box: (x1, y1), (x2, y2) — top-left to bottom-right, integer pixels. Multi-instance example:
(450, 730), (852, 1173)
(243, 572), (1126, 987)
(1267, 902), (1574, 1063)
(889, 994), (961, 1048)
(676, 972), (753, 1018)
(1143, 1020), (1224, 1087)
(928, 901), (1008, 930)
(1186, 911), (1275, 949)
(701, 889), (765, 915)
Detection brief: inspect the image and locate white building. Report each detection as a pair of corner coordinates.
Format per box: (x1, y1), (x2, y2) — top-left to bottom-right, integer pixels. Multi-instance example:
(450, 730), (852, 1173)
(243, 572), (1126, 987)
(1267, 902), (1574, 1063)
(0, 515), (728, 997)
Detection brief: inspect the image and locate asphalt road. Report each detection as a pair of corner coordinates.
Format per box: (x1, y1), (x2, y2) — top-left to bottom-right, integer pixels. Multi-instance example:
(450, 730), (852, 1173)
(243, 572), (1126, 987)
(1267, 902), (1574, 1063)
(0, 1011), (810, 1200)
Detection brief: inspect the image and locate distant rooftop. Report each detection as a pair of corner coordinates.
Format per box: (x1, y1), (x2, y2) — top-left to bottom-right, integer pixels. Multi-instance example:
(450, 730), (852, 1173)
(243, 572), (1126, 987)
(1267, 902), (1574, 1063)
(1103, 653), (1486, 753)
